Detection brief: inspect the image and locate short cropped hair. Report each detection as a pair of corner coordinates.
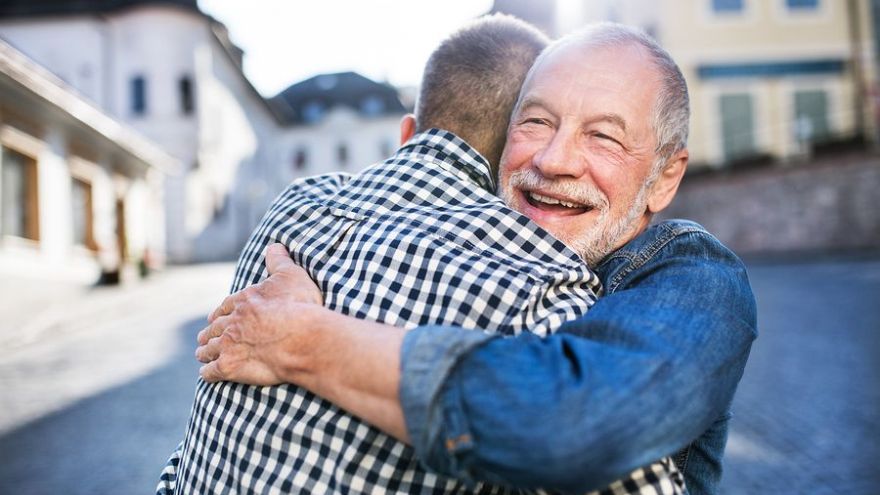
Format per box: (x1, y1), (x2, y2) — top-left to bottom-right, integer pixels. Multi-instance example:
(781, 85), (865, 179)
(415, 14), (549, 171)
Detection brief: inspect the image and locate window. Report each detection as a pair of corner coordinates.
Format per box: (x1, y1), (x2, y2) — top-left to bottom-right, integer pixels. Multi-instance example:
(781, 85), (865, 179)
(719, 93), (756, 162)
(72, 178), (95, 249)
(179, 76), (194, 115)
(786, 0), (819, 10)
(315, 74), (338, 90)
(302, 101), (324, 123)
(794, 90), (830, 142)
(1, 146), (39, 241)
(293, 147), (308, 171)
(712, 0), (744, 13)
(337, 143), (349, 168)
(360, 96), (385, 116)
(131, 75), (147, 116)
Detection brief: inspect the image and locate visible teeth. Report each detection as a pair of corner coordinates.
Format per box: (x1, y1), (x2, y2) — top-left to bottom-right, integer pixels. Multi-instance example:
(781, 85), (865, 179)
(528, 192), (585, 209)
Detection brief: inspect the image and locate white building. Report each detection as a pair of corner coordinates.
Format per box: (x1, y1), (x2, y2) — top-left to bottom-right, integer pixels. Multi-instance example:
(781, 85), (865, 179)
(0, 0), (407, 263)
(0, 37), (173, 284)
(270, 72), (407, 179)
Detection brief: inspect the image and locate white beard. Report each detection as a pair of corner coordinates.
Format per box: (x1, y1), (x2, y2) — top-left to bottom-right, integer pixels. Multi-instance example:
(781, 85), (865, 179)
(499, 169), (652, 266)
(568, 182), (650, 265)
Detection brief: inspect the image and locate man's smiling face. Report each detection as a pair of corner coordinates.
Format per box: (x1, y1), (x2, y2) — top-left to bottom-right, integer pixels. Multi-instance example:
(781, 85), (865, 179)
(498, 40), (665, 264)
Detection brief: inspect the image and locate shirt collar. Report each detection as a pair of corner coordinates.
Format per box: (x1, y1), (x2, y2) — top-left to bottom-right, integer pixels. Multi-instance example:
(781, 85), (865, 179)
(398, 128), (496, 192)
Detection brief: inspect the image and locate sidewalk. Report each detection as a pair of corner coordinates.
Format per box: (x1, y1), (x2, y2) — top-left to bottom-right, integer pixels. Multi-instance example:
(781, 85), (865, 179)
(0, 263), (236, 434)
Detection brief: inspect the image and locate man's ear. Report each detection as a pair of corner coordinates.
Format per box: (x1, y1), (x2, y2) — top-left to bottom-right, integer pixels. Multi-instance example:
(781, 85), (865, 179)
(647, 149), (688, 214)
(399, 114), (416, 145)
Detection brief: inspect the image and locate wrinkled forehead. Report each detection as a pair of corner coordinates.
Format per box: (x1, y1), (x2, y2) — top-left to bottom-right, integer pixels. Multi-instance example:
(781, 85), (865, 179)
(517, 40), (661, 114)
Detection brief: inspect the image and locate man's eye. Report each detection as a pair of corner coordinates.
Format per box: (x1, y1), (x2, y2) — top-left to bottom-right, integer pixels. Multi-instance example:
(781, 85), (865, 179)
(522, 118), (548, 126)
(593, 132), (620, 144)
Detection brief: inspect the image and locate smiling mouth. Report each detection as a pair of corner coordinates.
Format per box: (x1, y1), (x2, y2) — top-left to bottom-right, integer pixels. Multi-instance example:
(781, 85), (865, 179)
(524, 191), (593, 214)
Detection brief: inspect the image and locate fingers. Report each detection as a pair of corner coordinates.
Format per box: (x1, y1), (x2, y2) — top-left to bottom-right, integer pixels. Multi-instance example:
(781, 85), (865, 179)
(198, 315), (229, 345)
(209, 293), (237, 323)
(265, 243), (294, 275)
(263, 244), (322, 305)
(195, 335), (220, 363)
(200, 361), (223, 382)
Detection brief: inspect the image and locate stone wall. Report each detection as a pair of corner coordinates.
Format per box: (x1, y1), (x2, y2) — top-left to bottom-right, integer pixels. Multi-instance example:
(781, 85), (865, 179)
(658, 154), (880, 255)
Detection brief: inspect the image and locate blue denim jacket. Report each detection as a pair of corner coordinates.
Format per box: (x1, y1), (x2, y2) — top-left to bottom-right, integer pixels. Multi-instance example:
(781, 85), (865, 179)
(400, 220), (757, 494)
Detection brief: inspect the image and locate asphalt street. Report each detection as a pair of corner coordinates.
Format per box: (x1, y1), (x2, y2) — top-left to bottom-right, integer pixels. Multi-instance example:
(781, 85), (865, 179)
(718, 256), (880, 495)
(0, 256), (877, 494)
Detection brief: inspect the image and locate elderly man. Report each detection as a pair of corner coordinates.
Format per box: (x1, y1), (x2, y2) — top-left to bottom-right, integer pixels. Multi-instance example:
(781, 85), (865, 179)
(197, 22), (756, 495)
(164, 17), (682, 495)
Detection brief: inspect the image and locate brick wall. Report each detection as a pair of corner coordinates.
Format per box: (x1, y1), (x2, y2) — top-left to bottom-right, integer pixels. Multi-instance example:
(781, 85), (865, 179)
(658, 154), (880, 255)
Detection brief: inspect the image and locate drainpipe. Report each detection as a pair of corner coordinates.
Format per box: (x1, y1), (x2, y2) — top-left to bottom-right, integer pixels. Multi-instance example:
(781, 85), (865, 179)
(846, 0), (868, 141)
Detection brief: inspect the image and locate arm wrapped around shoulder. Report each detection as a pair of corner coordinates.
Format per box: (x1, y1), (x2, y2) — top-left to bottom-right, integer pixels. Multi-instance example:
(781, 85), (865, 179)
(401, 226), (757, 493)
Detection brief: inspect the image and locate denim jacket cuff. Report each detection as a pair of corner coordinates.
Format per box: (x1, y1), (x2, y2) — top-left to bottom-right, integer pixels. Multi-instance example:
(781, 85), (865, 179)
(400, 325), (494, 471)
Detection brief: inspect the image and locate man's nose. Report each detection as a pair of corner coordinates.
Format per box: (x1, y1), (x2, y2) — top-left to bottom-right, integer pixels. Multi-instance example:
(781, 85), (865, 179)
(533, 129), (585, 179)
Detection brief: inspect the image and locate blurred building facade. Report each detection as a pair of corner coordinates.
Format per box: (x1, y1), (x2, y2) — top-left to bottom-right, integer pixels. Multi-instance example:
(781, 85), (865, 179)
(0, 0), (406, 264)
(661, 0), (876, 169)
(270, 72), (406, 180)
(0, 38), (172, 284)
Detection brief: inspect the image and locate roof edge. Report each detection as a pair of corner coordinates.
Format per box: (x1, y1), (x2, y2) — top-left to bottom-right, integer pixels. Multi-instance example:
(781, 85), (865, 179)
(0, 38), (180, 174)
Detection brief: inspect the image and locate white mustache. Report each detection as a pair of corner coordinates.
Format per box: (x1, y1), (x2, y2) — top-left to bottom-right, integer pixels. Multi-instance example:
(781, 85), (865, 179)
(505, 169), (608, 210)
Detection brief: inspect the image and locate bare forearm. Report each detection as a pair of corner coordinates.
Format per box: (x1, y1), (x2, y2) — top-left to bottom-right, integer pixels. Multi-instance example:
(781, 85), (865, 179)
(287, 307), (411, 443)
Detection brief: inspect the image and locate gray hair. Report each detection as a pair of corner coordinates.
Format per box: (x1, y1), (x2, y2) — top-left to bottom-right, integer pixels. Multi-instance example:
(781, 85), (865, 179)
(520, 22), (690, 176)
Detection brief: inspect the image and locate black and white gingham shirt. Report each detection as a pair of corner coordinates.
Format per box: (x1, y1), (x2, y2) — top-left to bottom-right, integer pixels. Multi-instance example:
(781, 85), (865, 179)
(159, 130), (685, 495)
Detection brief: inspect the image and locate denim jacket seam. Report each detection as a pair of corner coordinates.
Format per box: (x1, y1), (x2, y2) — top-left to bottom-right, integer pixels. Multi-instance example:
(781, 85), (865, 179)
(676, 445), (692, 474)
(606, 223), (703, 292)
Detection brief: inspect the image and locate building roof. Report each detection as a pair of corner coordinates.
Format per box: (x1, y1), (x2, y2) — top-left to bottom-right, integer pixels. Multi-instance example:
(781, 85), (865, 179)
(270, 71), (407, 126)
(0, 3), (403, 127)
(0, 1), (241, 69)
(0, 0), (287, 123)
(0, 0), (201, 18)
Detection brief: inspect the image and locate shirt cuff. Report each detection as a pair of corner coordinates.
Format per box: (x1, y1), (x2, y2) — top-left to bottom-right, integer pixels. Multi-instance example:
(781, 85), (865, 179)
(400, 325), (494, 474)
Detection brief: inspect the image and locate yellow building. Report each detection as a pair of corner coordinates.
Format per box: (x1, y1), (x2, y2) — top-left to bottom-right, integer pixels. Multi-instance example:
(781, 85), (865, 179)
(494, 0), (878, 168)
(661, 0), (876, 168)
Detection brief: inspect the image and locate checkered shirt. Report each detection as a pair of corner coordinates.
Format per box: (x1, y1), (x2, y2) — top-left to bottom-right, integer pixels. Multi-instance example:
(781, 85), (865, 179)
(158, 130), (685, 495)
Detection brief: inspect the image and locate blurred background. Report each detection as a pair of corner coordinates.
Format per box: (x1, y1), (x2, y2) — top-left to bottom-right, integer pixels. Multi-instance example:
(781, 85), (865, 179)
(0, 0), (876, 494)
